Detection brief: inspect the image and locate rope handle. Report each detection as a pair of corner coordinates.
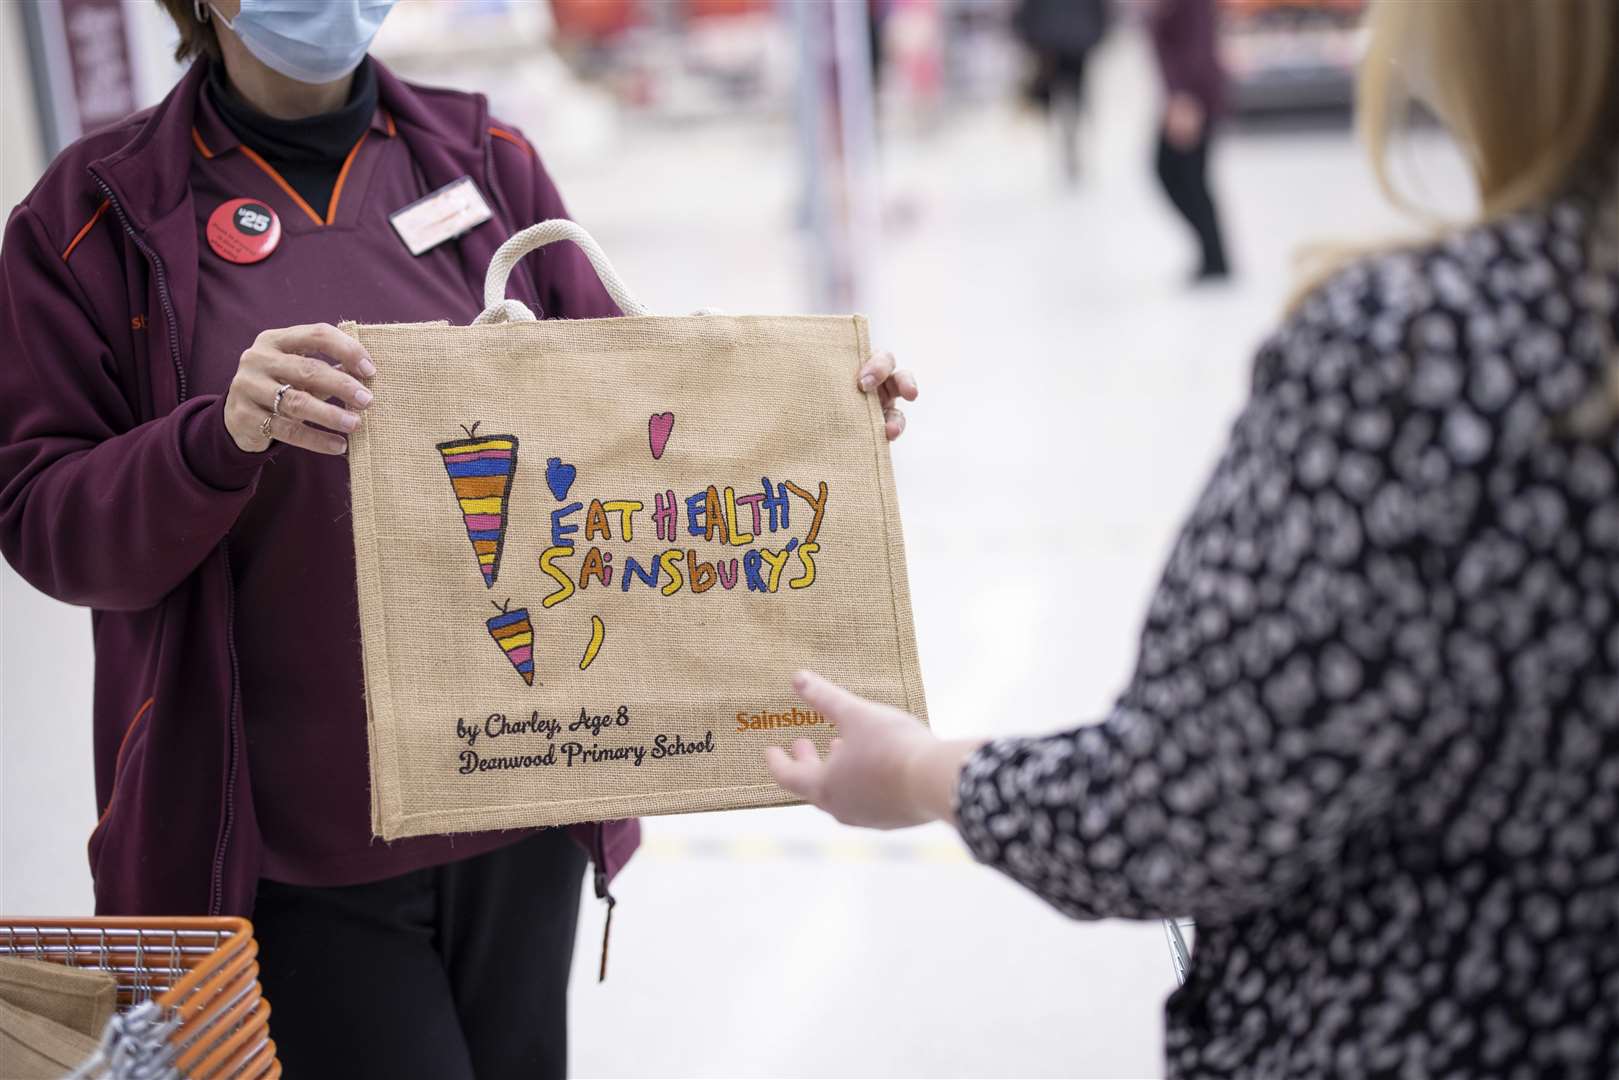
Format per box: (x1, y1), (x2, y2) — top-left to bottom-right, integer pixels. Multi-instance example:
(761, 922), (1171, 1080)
(473, 219), (650, 325)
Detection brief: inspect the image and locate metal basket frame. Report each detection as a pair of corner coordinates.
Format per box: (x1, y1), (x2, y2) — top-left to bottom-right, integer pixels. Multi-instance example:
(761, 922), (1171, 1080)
(0, 917), (278, 1079)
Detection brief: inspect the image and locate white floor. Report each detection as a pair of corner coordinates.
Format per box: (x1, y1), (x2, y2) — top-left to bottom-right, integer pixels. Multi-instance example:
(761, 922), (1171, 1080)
(0, 29), (1472, 1080)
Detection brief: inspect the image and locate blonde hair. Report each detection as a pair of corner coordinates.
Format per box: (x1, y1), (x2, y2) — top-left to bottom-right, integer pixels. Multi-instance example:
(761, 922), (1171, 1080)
(1359, 0), (1618, 220)
(1294, 0), (1619, 302)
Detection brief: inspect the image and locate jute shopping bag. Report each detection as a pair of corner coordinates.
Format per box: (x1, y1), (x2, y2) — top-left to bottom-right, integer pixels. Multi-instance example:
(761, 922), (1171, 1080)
(346, 221), (926, 839)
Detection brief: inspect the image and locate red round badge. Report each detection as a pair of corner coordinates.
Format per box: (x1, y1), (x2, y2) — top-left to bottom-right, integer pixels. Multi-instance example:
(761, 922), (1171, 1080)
(206, 198), (280, 264)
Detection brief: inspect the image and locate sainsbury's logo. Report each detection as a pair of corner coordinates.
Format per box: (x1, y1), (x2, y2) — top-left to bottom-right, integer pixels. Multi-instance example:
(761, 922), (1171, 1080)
(735, 706), (826, 733)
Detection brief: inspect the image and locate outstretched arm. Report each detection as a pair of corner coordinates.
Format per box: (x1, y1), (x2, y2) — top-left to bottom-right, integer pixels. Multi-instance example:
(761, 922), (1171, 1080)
(771, 310), (1463, 924)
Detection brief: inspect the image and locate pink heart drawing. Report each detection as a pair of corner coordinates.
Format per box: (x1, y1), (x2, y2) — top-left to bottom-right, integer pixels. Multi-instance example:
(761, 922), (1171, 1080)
(648, 412), (675, 460)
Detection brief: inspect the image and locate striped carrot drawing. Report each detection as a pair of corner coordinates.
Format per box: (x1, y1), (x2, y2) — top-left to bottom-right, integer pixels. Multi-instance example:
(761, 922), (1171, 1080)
(437, 422), (518, 588)
(486, 600), (536, 686)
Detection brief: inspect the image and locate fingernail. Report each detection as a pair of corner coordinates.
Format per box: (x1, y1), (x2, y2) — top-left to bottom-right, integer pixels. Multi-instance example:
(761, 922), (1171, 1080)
(354, 387), (373, 407)
(339, 411), (360, 431)
(359, 357), (376, 377)
(858, 373), (875, 392)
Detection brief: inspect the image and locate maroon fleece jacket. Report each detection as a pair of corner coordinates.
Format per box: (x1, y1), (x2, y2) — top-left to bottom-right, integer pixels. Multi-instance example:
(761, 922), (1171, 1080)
(1149, 0), (1228, 119)
(0, 59), (640, 916)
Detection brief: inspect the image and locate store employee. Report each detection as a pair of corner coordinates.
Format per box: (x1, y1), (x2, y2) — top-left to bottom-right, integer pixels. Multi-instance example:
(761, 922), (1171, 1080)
(0, 1), (918, 1076)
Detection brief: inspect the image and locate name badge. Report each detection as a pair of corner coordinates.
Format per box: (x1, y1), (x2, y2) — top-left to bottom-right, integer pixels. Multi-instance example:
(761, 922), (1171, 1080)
(389, 176), (493, 256)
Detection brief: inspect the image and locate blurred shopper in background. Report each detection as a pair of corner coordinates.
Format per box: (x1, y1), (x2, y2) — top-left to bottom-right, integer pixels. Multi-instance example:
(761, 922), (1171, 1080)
(1012, 0), (1111, 186)
(773, 0), (1619, 1075)
(1149, 0), (1231, 281)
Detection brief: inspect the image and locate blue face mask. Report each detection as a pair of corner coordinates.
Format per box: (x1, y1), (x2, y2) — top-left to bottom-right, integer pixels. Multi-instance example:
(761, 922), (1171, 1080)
(207, 1), (397, 85)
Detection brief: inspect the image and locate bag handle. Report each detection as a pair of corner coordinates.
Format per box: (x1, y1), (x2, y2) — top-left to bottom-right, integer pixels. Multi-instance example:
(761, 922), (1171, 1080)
(473, 219), (650, 325)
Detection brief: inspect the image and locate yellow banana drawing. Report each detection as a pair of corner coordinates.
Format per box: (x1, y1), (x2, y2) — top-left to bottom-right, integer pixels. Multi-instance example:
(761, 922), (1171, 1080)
(580, 615), (605, 671)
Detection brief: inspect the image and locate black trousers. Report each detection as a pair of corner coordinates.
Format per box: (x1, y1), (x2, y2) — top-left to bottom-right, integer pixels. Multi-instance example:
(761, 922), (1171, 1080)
(254, 829), (587, 1080)
(1154, 125), (1229, 277)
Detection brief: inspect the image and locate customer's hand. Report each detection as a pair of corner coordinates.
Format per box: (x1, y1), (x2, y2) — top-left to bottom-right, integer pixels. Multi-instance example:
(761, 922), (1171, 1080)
(224, 323), (375, 454)
(1164, 92), (1205, 150)
(858, 350), (918, 440)
(765, 671), (981, 829)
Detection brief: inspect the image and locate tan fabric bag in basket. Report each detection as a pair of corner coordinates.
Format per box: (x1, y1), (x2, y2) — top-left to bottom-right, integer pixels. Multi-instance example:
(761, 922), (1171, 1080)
(0, 958), (115, 1039)
(345, 221), (926, 840)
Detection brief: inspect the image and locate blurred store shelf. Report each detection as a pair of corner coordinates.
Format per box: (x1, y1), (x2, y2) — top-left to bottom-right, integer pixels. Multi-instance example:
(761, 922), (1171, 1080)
(1221, 0), (1364, 115)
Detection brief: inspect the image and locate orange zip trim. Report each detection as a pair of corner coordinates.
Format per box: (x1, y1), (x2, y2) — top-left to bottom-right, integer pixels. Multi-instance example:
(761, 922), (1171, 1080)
(191, 126), (216, 159)
(488, 126), (532, 156)
(235, 143), (325, 226)
(62, 199), (111, 262)
(326, 131), (369, 224)
(88, 696), (156, 846)
(383, 110), (396, 137)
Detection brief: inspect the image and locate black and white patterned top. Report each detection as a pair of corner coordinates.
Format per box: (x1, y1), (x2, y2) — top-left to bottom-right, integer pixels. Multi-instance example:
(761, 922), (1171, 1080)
(956, 189), (1619, 1079)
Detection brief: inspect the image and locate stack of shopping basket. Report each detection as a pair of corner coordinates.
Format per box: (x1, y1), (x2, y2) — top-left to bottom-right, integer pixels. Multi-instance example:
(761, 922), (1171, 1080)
(0, 917), (277, 1078)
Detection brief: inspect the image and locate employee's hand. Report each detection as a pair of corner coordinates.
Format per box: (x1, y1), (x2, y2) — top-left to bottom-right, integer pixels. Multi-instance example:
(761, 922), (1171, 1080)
(224, 323), (375, 455)
(765, 670), (982, 830)
(859, 350), (918, 440)
(1164, 92), (1205, 150)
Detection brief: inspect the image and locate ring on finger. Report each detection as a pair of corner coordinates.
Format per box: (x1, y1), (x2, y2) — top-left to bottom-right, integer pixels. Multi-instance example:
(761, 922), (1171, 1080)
(271, 382), (293, 418)
(260, 413), (275, 438)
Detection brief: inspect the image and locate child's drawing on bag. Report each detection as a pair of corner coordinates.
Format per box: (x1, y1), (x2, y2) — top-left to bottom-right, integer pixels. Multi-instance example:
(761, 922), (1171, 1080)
(535, 478), (826, 609)
(437, 422), (518, 588)
(436, 416), (832, 688)
(485, 600), (535, 685)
